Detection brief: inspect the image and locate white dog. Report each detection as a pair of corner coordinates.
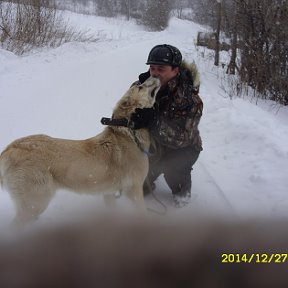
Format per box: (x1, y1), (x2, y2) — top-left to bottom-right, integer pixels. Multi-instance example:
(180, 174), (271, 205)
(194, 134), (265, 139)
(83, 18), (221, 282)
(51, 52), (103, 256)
(0, 77), (160, 225)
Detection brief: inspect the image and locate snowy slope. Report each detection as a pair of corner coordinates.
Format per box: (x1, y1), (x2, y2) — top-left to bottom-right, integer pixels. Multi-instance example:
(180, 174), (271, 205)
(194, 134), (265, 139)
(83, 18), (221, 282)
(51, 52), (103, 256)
(0, 12), (288, 227)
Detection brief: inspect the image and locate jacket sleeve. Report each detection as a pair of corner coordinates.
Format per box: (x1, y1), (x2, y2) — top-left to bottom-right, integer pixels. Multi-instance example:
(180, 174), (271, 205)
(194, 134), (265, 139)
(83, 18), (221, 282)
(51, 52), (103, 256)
(184, 93), (203, 151)
(152, 92), (203, 150)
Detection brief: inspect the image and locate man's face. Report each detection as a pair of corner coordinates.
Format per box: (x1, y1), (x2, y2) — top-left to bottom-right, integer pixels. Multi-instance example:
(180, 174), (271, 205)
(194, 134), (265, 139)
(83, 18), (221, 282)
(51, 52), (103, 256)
(149, 64), (179, 86)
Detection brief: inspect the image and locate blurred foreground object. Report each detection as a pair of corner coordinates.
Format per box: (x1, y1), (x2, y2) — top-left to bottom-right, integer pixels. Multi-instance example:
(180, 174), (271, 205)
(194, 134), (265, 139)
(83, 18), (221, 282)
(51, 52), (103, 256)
(0, 217), (287, 288)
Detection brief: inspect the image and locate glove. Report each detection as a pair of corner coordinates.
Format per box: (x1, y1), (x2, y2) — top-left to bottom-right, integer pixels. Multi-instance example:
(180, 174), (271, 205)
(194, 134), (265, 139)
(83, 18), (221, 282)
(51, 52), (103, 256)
(130, 108), (156, 129)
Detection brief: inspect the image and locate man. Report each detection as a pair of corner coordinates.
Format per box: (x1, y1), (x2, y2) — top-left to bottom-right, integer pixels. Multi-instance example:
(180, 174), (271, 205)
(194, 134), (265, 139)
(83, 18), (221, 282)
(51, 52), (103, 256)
(131, 44), (203, 207)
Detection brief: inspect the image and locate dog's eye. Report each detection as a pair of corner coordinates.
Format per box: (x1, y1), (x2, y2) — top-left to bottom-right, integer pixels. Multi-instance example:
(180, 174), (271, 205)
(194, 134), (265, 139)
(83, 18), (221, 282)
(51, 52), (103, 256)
(138, 85), (143, 90)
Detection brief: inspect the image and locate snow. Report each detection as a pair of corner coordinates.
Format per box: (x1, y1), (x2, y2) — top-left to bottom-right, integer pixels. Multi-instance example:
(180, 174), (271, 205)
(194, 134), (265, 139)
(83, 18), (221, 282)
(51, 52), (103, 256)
(0, 12), (288, 228)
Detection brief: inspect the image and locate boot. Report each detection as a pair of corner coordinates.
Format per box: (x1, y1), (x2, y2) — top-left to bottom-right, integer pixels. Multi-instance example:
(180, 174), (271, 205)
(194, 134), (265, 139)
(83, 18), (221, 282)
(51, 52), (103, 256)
(172, 182), (191, 208)
(173, 192), (191, 208)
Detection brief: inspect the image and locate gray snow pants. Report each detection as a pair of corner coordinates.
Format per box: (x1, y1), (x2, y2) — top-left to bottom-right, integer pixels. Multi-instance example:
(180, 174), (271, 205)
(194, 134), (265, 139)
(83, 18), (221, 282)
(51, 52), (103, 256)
(144, 145), (201, 198)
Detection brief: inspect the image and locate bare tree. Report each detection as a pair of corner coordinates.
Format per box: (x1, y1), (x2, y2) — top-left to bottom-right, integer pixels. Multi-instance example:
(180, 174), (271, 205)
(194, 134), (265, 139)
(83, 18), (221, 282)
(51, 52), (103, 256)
(140, 0), (172, 31)
(214, 0), (222, 66)
(193, 0), (288, 105)
(226, 0), (239, 75)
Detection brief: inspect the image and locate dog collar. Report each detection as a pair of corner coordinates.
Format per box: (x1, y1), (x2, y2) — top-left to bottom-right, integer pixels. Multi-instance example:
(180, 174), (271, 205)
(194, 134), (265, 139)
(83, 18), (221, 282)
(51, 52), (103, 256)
(101, 117), (129, 127)
(101, 117), (150, 156)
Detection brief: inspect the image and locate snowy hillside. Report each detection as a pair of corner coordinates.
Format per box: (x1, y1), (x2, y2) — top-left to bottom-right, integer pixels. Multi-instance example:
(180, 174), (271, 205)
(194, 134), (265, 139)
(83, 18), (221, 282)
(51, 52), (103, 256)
(0, 11), (288, 227)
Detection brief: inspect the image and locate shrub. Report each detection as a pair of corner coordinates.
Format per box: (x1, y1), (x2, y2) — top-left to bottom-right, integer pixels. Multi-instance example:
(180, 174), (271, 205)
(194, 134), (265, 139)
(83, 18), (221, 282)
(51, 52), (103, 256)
(0, 0), (95, 55)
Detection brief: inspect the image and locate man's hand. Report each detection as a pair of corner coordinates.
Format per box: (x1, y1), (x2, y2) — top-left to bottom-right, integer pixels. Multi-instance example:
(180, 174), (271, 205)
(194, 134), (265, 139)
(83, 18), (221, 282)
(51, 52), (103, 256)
(130, 108), (156, 129)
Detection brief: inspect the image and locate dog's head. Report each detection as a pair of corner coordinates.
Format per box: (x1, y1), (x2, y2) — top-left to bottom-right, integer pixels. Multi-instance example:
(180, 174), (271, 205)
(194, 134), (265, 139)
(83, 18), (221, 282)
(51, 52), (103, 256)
(113, 77), (160, 119)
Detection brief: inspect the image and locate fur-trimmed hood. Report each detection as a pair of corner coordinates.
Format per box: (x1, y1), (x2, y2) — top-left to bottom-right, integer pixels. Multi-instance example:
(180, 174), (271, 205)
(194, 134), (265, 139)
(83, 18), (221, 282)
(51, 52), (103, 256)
(180, 60), (200, 89)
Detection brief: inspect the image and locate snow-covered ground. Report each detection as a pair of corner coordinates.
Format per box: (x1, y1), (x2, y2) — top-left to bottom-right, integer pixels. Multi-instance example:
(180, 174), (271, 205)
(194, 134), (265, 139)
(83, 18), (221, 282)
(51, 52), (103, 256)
(1, 12), (288, 227)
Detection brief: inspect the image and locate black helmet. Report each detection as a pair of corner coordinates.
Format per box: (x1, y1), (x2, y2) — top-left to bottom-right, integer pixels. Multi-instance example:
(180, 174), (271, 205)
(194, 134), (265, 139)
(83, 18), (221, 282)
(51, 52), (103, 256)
(146, 44), (182, 67)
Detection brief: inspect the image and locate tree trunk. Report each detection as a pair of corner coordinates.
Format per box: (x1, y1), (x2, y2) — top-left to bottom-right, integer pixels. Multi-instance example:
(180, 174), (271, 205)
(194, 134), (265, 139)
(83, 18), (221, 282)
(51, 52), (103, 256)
(227, 1), (238, 75)
(214, 1), (221, 66)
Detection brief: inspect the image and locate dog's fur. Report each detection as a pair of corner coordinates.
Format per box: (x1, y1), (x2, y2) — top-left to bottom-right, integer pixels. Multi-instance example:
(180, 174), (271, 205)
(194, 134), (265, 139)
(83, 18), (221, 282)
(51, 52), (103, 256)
(0, 77), (160, 225)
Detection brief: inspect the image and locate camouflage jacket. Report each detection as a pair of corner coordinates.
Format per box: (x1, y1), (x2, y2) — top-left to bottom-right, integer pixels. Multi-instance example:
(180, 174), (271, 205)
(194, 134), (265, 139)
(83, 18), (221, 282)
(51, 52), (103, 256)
(137, 61), (203, 151)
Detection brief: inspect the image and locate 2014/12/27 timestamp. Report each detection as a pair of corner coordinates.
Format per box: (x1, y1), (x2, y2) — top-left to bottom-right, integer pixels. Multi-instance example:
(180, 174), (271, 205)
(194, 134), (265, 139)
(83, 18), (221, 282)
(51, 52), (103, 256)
(221, 253), (287, 263)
